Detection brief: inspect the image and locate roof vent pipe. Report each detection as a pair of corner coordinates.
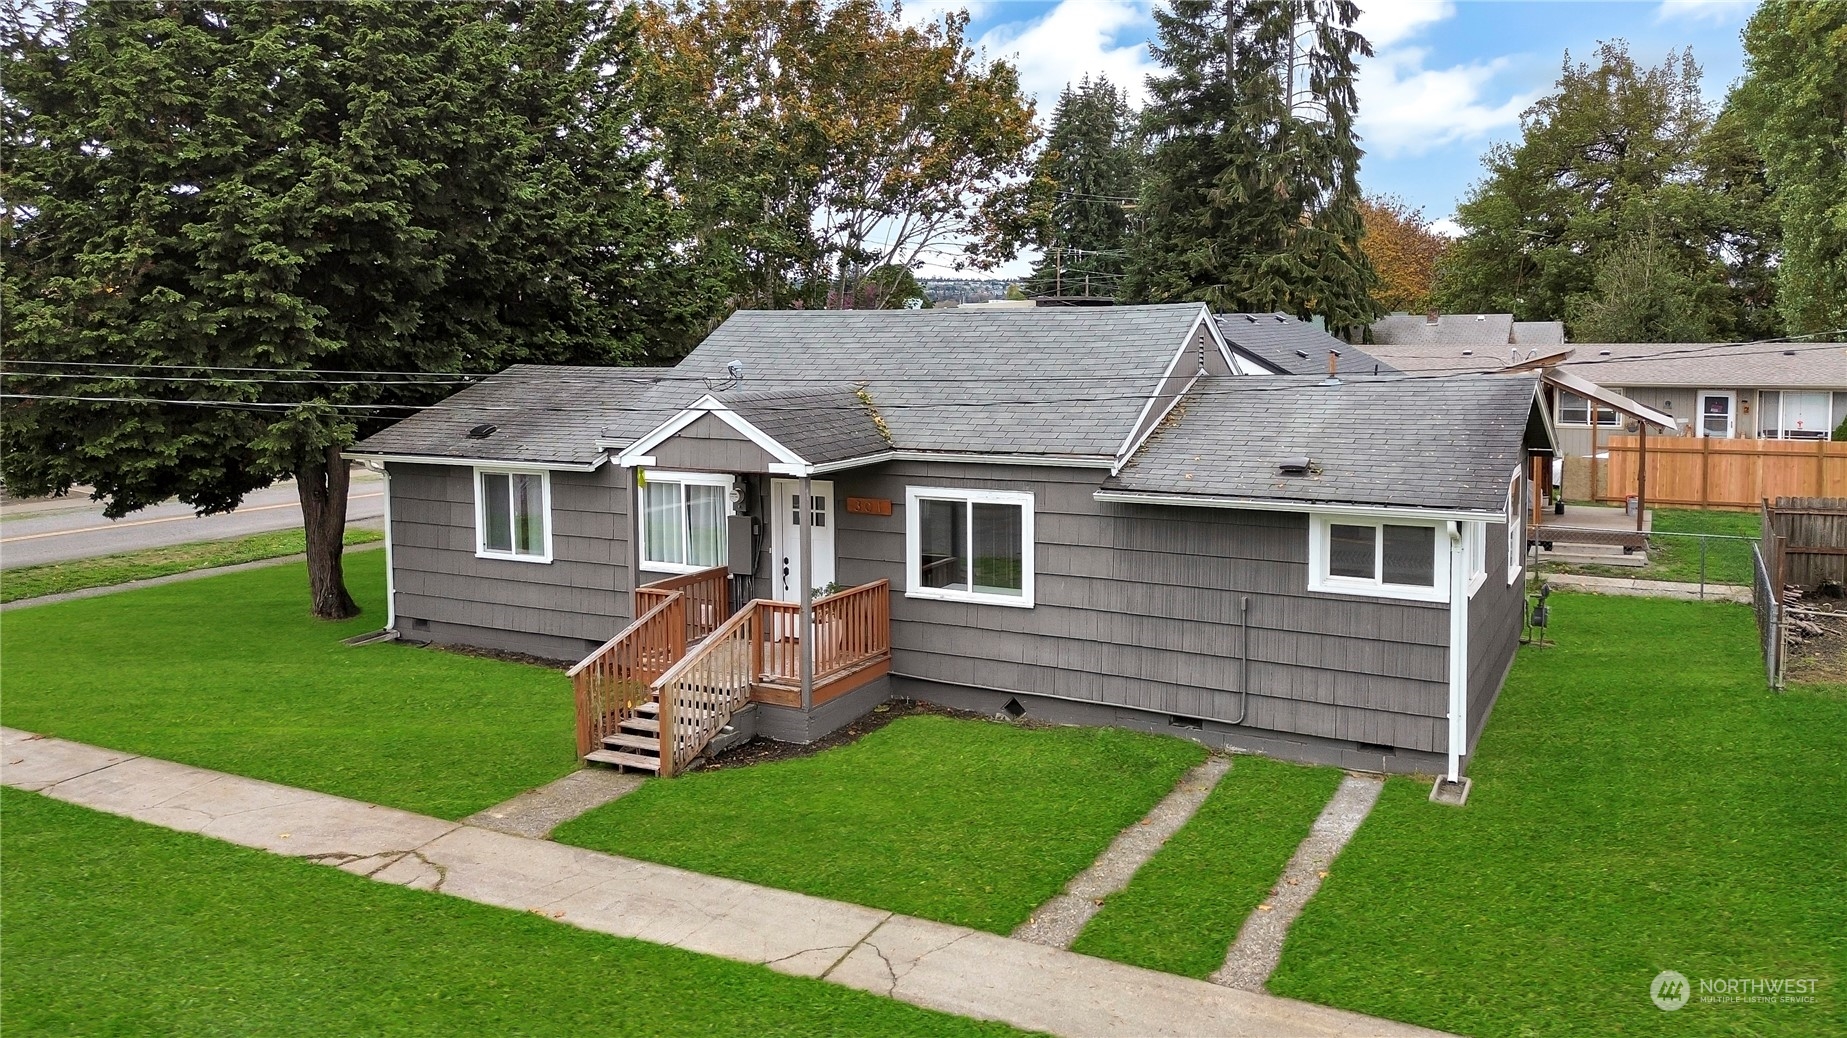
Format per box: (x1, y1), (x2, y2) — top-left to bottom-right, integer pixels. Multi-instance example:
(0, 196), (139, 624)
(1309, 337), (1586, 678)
(1426, 310), (1439, 324)
(1323, 349), (1341, 385)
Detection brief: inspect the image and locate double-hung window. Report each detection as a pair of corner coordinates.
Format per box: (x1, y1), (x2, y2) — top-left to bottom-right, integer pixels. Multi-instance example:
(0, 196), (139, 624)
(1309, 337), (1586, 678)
(1308, 515), (1447, 602)
(641, 471), (730, 572)
(476, 468), (551, 563)
(905, 487), (1034, 607)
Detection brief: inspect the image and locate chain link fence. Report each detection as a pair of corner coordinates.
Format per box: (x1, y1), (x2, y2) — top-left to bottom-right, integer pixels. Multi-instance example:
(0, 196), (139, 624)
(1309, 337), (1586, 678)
(1751, 543), (1785, 690)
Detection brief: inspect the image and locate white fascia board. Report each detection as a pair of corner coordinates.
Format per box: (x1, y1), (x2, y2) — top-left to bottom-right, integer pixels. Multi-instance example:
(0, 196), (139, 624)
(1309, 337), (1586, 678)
(1531, 384), (1562, 455)
(1094, 489), (1505, 524)
(1196, 306), (1242, 374)
(615, 394), (812, 473)
(1112, 311), (1209, 472)
(345, 451), (603, 473)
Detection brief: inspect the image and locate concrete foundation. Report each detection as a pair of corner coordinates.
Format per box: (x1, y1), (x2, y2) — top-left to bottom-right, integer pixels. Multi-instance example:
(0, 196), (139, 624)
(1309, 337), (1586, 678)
(890, 674), (1448, 776)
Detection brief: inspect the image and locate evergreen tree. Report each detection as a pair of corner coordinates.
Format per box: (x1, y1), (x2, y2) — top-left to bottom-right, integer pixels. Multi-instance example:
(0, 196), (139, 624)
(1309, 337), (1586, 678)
(1566, 233), (1713, 342)
(1124, 0), (1377, 336)
(1737, 0), (1847, 336)
(1022, 76), (1140, 299)
(1, 1), (713, 618)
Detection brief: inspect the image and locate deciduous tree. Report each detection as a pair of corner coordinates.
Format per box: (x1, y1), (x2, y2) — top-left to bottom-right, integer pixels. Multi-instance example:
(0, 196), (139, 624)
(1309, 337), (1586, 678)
(1357, 195), (1448, 314)
(1, 0), (709, 618)
(636, 0), (1038, 311)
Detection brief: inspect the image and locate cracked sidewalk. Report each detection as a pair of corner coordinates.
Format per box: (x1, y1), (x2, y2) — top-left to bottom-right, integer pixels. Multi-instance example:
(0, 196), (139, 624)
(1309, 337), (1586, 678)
(2, 727), (1450, 1038)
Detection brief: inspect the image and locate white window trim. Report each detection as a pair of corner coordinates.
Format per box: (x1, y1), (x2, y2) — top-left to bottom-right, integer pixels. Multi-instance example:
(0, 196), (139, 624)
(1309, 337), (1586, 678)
(1506, 469), (1525, 585)
(638, 470), (734, 575)
(1466, 520), (1488, 598)
(1556, 390), (1617, 428)
(1307, 514), (1450, 604)
(474, 466), (553, 564)
(904, 486), (1035, 609)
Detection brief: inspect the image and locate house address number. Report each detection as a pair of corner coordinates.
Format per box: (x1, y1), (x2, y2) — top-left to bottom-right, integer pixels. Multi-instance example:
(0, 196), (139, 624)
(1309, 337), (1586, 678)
(846, 497), (892, 516)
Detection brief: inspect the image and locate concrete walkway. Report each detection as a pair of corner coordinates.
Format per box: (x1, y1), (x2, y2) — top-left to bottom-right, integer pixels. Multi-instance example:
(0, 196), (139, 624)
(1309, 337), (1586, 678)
(1213, 775), (1384, 991)
(463, 768), (645, 840)
(3, 728), (1448, 1038)
(1014, 755), (1233, 948)
(1540, 571), (1750, 604)
(0, 541), (385, 612)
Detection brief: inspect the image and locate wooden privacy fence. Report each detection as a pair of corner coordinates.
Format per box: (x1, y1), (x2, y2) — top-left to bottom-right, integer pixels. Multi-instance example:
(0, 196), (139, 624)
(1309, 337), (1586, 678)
(1599, 436), (1847, 510)
(1761, 497), (1847, 591)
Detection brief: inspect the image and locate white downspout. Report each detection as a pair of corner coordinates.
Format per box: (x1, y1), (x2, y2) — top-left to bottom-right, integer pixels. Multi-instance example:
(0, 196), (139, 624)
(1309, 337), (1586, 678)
(1446, 521), (1470, 783)
(364, 460), (396, 631)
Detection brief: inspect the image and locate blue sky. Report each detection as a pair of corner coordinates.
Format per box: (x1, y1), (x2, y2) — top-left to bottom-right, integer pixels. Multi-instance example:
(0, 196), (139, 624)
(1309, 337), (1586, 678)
(914, 0), (1759, 273)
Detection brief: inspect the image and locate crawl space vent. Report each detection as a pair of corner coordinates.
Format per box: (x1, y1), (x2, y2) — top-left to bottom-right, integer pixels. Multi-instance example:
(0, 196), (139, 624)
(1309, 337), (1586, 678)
(1002, 698), (1026, 719)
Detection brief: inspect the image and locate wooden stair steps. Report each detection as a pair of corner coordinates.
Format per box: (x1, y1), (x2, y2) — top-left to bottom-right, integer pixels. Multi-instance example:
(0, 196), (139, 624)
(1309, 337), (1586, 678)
(601, 732), (663, 753)
(584, 748), (662, 772)
(618, 716), (661, 733)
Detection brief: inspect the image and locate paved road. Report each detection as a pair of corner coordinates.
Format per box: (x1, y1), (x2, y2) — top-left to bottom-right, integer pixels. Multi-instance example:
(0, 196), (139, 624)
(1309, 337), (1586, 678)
(0, 472), (385, 569)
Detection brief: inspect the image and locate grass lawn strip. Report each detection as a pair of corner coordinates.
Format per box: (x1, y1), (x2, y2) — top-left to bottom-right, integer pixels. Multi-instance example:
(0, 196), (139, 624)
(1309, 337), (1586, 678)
(1539, 507), (1757, 586)
(1268, 594), (1847, 1037)
(1069, 754), (1344, 979)
(0, 788), (1022, 1038)
(1, 524), (382, 603)
(555, 714), (1207, 935)
(0, 552), (576, 820)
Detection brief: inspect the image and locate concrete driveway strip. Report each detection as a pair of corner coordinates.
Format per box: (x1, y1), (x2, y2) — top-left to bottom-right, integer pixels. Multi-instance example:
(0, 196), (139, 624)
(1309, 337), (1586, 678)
(1, 728), (1450, 1038)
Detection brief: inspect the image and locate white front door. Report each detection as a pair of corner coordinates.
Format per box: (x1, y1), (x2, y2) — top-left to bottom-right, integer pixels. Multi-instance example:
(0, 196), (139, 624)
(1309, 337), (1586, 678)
(771, 479), (835, 602)
(1697, 390), (1736, 438)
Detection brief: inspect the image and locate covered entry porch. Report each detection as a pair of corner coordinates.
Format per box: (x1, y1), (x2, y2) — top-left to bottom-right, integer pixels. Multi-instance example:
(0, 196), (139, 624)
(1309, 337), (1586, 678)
(572, 388), (898, 775)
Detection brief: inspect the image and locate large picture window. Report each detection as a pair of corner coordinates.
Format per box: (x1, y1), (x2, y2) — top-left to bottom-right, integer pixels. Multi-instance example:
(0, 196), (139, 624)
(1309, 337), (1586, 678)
(641, 472), (730, 572)
(1308, 514), (1447, 603)
(475, 468), (551, 563)
(905, 487), (1034, 607)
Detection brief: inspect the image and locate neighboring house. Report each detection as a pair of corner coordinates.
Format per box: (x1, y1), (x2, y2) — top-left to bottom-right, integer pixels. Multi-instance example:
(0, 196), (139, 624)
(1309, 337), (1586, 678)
(1370, 312), (1566, 351)
(1216, 313), (1401, 376)
(1360, 339), (1847, 460)
(351, 304), (1554, 780)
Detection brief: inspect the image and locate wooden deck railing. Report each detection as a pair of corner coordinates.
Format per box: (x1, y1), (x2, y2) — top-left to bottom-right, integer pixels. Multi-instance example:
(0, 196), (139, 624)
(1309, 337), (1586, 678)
(634, 566), (729, 644)
(757, 579), (892, 686)
(652, 605), (757, 777)
(568, 595), (685, 758)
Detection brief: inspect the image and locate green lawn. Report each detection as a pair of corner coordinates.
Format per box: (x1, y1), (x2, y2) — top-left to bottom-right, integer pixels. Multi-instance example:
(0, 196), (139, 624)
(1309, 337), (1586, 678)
(1269, 594), (1847, 1037)
(555, 714), (1207, 934)
(1541, 506), (1758, 585)
(0, 525), (383, 603)
(0, 789), (1022, 1038)
(1070, 755), (1342, 978)
(0, 551), (576, 819)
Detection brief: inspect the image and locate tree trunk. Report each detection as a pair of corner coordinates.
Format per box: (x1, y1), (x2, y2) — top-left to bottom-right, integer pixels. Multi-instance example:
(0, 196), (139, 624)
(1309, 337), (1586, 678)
(298, 445), (360, 620)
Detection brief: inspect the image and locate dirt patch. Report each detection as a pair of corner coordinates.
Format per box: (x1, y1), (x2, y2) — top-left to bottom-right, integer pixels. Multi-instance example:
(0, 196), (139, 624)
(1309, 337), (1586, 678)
(1785, 599), (1847, 686)
(424, 642), (572, 671)
(701, 698), (994, 771)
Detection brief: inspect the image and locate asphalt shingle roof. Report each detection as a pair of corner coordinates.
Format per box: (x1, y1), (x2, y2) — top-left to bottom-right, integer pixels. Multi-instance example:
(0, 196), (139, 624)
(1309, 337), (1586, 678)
(721, 386), (891, 465)
(1358, 340), (1847, 390)
(674, 304), (1212, 456)
(1215, 314), (1400, 375)
(351, 365), (669, 466)
(1107, 373), (1543, 512)
(1371, 313), (1515, 347)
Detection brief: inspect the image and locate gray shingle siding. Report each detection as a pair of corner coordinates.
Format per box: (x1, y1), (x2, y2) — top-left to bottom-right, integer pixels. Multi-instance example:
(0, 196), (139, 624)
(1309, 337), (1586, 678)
(387, 462), (633, 660)
(1468, 510), (1524, 754)
(831, 460), (1452, 754)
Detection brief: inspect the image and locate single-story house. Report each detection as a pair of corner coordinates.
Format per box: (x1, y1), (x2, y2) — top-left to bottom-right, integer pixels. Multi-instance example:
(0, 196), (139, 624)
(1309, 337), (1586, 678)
(350, 304), (1555, 780)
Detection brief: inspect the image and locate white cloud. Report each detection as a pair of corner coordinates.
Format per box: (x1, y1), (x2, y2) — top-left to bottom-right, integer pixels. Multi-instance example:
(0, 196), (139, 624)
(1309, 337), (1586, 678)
(1352, 2), (1534, 158)
(1428, 217), (1464, 238)
(898, 0), (994, 28)
(976, 0), (1159, 110)
(1354, 0), (1454, 49)
(1655, 0), (1753, 24)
